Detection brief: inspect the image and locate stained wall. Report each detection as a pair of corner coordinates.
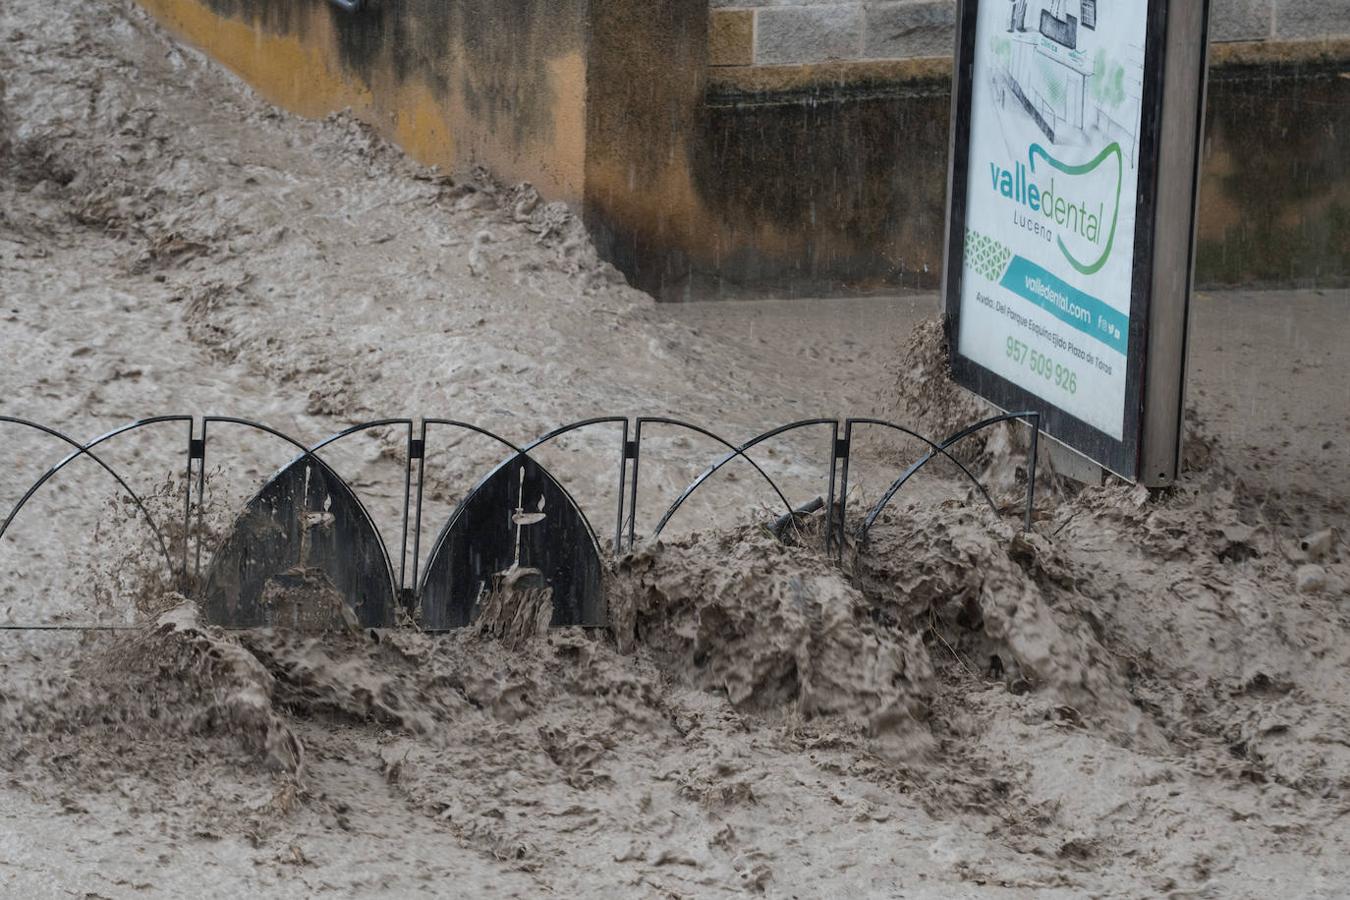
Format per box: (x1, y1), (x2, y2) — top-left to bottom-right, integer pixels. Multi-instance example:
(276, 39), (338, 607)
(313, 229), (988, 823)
(136, 1), (1348, 299)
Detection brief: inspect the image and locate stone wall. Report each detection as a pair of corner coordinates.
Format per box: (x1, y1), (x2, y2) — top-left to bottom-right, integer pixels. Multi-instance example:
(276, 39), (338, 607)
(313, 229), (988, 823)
(691, 44), (1349, 297)
(137, 0), (1349, 300)
(692, 2), (1350, 298)
(710, 1), (1350, 66)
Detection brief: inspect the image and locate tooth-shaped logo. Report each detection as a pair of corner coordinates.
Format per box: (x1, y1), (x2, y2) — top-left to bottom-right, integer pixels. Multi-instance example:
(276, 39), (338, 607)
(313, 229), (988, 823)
(1028, 142), (1123, 276)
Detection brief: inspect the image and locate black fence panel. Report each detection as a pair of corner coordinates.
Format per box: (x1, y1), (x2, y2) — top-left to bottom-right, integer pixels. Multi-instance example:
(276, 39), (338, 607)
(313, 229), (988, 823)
(0, 412), (1041, 632)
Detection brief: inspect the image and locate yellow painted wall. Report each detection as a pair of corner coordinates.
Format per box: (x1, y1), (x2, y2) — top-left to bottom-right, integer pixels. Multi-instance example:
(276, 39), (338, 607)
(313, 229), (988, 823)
(136, 0), (587, 204)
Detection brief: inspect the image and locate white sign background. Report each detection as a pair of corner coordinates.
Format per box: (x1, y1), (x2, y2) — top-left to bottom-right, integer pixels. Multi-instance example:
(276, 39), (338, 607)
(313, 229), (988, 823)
(957, 1), (1148, 440)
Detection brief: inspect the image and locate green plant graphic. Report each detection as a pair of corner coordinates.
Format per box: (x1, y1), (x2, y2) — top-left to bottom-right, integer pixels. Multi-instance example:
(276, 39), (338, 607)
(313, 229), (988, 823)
(1092, 49), (1127, 110)
(992, 35), (1012, 66)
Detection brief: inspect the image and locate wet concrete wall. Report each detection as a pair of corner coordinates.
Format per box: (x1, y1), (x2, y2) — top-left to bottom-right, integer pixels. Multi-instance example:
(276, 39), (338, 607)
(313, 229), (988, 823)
(584, 0), (711, 301)
(682, 44), (1349, 297)
(691, 62), (954, 297)
(1198, 48), (1350, 288)
(585, 4), (950, 300)
(137, 0), (588, 202)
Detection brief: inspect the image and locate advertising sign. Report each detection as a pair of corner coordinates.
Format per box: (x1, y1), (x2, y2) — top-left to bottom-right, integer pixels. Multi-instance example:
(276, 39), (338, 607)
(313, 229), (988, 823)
(943, 1), (1211, 483)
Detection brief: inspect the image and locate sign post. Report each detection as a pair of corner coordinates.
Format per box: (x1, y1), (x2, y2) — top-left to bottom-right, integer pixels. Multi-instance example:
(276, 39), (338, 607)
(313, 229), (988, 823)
(942, 0), (1210, 485)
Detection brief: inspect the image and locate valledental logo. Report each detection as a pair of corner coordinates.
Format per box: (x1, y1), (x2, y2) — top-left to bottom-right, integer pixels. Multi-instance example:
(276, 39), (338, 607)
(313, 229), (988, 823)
(988, 142), (1123, 276)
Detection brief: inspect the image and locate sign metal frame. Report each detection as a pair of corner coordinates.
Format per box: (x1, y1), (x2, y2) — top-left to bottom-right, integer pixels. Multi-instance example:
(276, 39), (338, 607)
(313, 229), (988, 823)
(941, 0), (1211, 485)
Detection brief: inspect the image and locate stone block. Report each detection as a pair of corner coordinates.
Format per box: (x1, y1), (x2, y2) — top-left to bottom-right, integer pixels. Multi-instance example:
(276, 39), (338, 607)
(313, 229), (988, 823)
(710, 9), (755, 66)
(1275, 1), (1350, 40)
(712, 0), (840, 5)
(1210, 0), (1274, 42)
(864, 1), (956, 60)
(754, 4), (866, 65)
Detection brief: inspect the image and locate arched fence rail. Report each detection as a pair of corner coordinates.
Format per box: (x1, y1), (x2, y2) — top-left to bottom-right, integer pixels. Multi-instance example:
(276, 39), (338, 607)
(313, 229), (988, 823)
(0, 412), (1039, 631)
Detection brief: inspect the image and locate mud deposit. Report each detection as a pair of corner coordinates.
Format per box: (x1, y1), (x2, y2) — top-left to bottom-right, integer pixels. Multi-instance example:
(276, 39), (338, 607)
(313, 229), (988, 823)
(2, 1), (1349, 897)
